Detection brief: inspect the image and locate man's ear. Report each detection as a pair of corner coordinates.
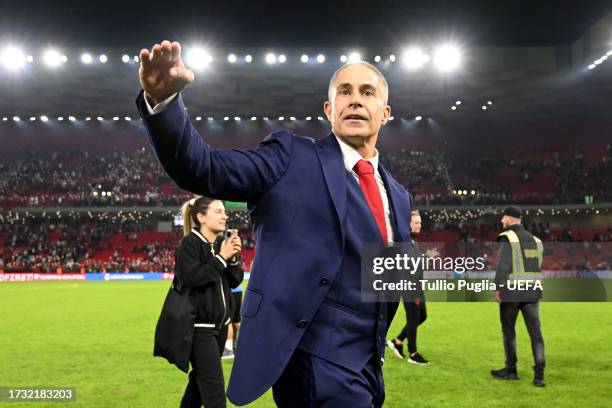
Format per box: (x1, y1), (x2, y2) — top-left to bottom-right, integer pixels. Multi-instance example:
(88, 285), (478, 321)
(381, 104), (391, 125)
(323, 100), (333, 121)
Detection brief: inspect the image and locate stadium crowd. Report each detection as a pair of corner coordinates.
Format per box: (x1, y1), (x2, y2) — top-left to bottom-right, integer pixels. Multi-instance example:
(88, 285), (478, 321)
(1, 144), (610, 209)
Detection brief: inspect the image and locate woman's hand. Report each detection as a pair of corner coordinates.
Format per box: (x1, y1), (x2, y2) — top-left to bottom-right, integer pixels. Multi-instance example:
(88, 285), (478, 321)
(220, 233), (242, 262)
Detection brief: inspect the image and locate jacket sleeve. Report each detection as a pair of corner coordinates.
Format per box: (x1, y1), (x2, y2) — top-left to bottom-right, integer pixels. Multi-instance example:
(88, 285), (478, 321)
(176, 236), (226, 288)
(494, 236), (512, 286)
(225, 261), (244, 289)
(135, 91), (292, 203)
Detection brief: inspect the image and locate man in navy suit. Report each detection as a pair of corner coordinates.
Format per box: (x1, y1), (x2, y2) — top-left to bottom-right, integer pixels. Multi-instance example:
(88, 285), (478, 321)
(137, 41), (413, 407)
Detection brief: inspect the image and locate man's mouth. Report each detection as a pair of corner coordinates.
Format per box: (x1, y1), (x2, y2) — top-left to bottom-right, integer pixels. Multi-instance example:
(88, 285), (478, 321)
(343, 114), (368, 121)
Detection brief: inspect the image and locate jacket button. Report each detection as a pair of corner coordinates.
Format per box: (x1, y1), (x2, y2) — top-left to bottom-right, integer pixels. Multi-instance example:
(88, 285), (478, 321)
(296, 320), (309, 328)
(319, 277), (329, 286)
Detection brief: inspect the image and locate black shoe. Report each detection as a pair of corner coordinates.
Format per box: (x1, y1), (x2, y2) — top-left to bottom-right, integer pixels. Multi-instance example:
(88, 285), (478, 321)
(408, 352), (430, 365)
(491, 367), (519, 380)
(533, 377), (545, 387)
(385, 339), (405, 359)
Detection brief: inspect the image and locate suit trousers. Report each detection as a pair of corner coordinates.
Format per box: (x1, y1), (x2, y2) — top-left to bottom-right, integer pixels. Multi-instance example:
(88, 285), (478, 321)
(499, 302), (545, 372)
(272, 348), (385, 408)
(180, 326), (228, 408)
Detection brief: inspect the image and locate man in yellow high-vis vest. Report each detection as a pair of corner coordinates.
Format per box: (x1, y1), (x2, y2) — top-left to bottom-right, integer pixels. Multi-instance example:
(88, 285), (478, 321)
(491, 205), (546, 387)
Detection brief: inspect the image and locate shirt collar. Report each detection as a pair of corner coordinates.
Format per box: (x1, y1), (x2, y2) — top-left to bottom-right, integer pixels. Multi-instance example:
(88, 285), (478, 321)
(333, 134), (379, 174)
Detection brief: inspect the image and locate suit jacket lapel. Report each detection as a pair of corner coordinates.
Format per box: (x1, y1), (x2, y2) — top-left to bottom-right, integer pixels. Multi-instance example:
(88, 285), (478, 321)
(315, 134), (347, 244)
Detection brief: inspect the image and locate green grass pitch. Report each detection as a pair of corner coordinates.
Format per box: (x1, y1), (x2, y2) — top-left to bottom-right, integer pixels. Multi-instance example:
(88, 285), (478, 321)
(1, 281), (610, 407)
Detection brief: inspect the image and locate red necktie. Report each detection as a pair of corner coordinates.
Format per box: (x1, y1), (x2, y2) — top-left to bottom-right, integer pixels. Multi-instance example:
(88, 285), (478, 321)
(353, 159), (388, 244)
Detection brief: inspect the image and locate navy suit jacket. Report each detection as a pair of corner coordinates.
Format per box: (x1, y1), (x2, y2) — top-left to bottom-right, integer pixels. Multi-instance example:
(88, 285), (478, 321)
(136, 91), (413, 405)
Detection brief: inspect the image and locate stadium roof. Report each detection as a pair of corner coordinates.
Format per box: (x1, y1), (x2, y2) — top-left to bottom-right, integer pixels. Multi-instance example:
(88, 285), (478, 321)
(0, 1), (611, 124)
(1, 0), (611, 47)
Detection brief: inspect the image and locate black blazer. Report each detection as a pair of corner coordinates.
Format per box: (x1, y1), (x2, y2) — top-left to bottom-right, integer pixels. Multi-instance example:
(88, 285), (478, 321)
(178, 230), (243, 327)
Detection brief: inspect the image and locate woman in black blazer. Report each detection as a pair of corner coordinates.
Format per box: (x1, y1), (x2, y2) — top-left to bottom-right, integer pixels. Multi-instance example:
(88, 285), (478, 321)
(177, 196), (243, 408)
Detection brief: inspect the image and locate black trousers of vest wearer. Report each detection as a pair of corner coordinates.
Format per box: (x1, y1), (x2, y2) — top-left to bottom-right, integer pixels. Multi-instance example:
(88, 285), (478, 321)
(499, 302), (545, 373)
(396, 300), (427, 354)
(180, 326), (228, 408)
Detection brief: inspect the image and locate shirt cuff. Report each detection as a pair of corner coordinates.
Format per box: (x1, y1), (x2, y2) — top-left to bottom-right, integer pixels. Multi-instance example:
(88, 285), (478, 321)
(215, 255), (228, 269)
(144, 92), (178, 115)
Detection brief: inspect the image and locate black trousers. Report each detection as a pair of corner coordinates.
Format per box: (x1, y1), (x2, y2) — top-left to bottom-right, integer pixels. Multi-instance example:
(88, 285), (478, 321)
(499, 302), (545, 372)
(180, 326), (228, 408)
(397, 300), (427, 354)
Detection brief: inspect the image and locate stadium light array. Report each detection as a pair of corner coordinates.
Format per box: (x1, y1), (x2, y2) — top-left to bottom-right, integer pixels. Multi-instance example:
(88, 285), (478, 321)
(245, 55), (252, 63)
(265, 53), (277, 64)
(185, 47), (213, 70)
(301, 54), (309, 63)
(13, 116), (20, 122)
(122, 55), (130, 63)
(81, 53), (92, 64)
(374, 55), (381, 62)
(68, 116), (76, 122)
(401, 47), (429, 70)
(278, 54), (287, 63)
(389, 54), (396, 62)
(40, 115), (48, 122)
(586, 50), (611, 70)
(1, 46), (26, 71)
(415, 115), (422, 121)
(348, 52), (361, 62)
(43, 49), (64, 68)
(228, 54), (237, 63)
(316, 54), (325, 63)
(340, 54), (347, 63)
(99, 54), (108, 63)
(433, 45), (461, 72)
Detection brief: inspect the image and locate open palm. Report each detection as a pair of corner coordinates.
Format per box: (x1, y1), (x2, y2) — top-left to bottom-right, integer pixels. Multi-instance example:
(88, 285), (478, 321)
(139, 41), (194, 106)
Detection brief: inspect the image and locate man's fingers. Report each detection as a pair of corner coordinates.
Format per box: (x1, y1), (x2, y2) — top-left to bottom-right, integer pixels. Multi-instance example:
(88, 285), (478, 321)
(172, 42), (181, 62)
(150, 43), (162, 64)
(161, 40), (173, 63)
(139, 49), (151, 67)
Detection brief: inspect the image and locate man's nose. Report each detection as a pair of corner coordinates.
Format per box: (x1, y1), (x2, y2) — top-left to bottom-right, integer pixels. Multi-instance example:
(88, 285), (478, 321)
(347, 93), (364, 108)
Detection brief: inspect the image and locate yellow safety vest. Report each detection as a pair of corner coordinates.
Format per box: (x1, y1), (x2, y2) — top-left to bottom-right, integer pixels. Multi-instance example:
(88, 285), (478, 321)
(498, 229), (543, 279)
